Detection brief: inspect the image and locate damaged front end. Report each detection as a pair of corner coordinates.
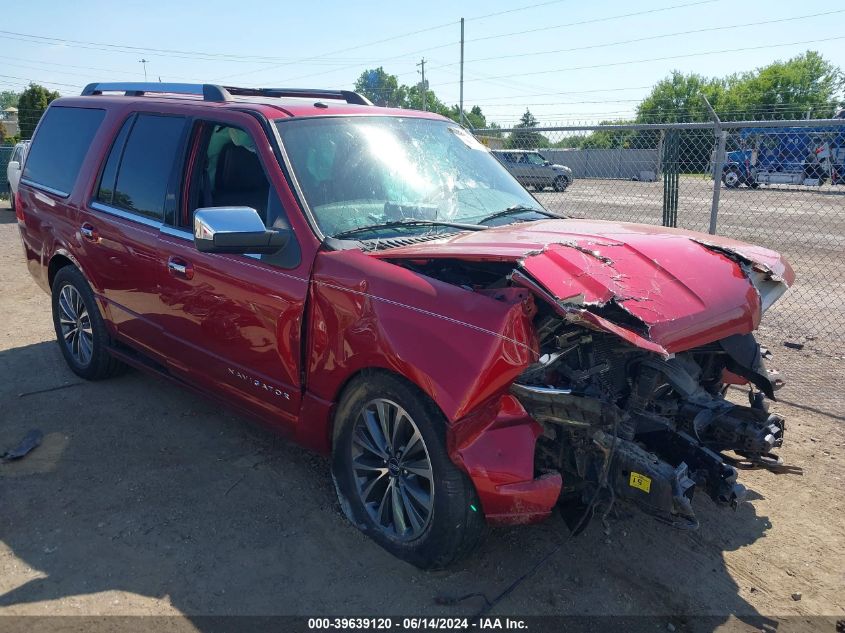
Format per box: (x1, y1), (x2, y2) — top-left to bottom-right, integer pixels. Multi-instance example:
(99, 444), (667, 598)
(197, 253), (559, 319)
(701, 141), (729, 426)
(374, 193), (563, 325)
(512, 325), (785, 530)
(378, 221), (795, 531)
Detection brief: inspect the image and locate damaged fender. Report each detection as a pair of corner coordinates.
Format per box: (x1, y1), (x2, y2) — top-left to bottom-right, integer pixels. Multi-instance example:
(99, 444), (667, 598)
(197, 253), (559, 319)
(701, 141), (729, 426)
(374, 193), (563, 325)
(306, 249), (562, 520)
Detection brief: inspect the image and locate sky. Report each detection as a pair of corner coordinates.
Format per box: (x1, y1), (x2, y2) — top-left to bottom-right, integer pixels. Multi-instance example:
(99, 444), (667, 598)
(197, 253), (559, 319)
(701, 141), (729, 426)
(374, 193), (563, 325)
(3, 0), (844, 127)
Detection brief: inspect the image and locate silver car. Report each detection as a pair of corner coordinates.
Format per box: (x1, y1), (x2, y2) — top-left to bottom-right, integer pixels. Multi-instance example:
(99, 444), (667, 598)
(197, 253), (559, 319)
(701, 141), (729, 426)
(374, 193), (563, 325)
(492, 149), (573, 192)
(6, 140), (29, 210)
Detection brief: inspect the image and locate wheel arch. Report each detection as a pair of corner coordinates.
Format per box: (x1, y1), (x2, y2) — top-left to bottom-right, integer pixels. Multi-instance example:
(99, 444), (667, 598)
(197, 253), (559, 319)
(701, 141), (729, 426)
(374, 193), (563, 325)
(327, 366), (445, 445)
(47, 250), (113, 327)
(48, 252), (77, 289)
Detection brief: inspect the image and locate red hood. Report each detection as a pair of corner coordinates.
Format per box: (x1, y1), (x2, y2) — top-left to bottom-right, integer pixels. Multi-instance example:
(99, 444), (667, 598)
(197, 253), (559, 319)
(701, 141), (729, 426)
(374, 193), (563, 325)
(374, 219), (794, 354)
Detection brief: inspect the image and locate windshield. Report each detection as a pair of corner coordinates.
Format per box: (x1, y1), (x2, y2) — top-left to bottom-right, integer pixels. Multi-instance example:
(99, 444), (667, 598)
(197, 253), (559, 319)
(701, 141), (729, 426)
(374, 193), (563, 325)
(275, 116), (542, 238)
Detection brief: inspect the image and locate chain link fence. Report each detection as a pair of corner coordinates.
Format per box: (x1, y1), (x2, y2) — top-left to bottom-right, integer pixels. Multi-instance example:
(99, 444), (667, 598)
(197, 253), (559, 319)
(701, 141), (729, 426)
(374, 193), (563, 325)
(476, 119), (845, 416)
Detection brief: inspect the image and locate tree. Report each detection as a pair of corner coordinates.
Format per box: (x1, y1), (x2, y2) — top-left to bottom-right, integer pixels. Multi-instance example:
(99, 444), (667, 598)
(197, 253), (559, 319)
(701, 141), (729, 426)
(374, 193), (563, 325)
(353, 67), (494, 131)
(636, 51), (844, 123)
(17, 83), (60, 139)
(0, 90), (19, 110)
(720, 51), (844, 119)
(505, 109), (549, 149)
(354, 67), (408, 107)
(636, 72), (724, 123)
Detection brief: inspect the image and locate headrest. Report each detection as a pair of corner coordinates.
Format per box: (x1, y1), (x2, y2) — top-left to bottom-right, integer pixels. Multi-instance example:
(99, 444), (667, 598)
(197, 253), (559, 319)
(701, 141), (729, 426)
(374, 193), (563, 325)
(216, 143), (267, 191)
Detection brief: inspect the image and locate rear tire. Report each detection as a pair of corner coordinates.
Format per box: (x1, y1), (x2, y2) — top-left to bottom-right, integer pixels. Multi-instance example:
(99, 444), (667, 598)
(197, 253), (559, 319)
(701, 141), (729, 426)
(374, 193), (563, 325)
(7, 187), (13, 211)
(51, 266), (125, 381)
(553, 175), (570, 192)
(331, 372), (485, 569)
(722, 167), (742, 188)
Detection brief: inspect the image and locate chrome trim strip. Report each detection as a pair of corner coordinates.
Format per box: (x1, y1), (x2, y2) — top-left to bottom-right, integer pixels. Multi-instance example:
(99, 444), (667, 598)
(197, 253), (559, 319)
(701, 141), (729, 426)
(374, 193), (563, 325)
(511, 384), (573, 396)
(159, 225), (192, 240)
(90, 201), (162, 229)
(20, 178), (69, 198)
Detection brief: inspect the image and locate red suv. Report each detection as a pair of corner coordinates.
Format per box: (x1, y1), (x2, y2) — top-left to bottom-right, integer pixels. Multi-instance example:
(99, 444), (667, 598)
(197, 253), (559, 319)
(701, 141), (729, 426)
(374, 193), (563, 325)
(17, 83), (793, 568)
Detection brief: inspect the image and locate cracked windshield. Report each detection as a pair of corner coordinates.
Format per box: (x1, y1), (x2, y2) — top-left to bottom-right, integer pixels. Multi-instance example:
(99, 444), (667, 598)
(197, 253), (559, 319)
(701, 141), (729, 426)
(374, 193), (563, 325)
(276, 116), (543, 238)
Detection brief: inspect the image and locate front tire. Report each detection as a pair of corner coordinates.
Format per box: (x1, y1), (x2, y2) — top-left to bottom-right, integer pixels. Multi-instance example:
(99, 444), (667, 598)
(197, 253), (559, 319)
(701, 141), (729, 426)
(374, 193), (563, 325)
(331, 373), (485, 569)
(51, 266), (125, 380)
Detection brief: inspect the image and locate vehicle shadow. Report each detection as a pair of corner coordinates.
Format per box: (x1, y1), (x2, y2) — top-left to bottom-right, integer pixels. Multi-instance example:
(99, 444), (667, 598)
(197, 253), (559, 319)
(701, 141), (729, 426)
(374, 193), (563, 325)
(0, 340), (776, 631)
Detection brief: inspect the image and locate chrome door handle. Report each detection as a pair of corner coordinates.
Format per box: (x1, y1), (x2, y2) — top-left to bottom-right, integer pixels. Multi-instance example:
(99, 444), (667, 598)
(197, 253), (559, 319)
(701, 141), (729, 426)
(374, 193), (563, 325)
(167, 257), (194, 280)
(80, 223), (99, 241)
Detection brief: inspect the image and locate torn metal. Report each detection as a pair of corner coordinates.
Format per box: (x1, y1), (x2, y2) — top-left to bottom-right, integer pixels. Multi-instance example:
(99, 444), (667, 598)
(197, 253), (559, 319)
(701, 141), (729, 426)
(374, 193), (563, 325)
(374, 219), (795, 530)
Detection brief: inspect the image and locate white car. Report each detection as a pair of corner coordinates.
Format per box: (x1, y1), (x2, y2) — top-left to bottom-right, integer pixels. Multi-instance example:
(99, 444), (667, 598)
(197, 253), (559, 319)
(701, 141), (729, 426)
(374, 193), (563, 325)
(7, 140), (29, 209)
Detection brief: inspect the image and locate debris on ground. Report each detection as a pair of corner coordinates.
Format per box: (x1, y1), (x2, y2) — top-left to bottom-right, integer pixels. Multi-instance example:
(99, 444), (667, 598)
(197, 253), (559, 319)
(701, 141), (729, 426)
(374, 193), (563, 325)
(783, 341), (805, 350)
(0, 429), (43, 462)
(792, 592), (802, 601)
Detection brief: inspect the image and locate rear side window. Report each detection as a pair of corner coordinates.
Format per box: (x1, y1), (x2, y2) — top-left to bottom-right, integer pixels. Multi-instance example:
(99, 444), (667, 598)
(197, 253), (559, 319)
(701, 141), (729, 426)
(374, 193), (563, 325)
(22, 107), (105, 196)
(98, 113), (186, 222)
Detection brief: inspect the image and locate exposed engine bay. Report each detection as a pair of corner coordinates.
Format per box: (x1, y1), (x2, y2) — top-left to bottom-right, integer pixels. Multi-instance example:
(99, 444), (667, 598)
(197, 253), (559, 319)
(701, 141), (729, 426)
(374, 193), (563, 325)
(512, 315), (785, 531)
(396, 254), (790, 532)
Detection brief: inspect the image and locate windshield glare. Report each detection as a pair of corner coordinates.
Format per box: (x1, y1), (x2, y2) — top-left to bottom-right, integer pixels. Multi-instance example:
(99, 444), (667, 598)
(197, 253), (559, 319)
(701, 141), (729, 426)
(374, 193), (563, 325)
(275, 116), (541, 238)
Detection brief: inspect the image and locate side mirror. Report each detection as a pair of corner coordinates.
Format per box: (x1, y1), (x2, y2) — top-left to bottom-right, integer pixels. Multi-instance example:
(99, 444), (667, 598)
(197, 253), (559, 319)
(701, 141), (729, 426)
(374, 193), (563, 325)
(194, 207), (289, 255)
(7, 160), (19, 171)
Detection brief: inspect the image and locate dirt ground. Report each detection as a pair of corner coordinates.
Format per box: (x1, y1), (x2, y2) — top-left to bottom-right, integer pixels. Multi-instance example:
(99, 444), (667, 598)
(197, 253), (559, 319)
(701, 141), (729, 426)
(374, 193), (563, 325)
(1, 198), (844, 632)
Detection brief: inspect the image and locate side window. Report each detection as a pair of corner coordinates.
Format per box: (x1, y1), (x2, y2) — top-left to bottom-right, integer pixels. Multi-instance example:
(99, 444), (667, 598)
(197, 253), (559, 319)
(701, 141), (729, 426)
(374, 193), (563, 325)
(96, 116), (134, 206)
(99, 114), (186, 222)
(22, 106), (105, 196)
(185, 122), (300, 269)
(189, 124), (270, 225)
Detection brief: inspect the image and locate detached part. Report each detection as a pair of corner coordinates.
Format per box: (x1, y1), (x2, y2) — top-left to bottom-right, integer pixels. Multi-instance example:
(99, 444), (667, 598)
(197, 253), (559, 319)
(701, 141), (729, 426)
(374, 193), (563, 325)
(1, 429), (43, 462)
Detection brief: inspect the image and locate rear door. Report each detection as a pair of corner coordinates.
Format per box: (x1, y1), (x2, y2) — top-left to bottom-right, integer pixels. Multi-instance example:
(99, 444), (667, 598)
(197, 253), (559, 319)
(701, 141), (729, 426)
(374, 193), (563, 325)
(80, 112), (189, 360)
(155, 114), (308, 427)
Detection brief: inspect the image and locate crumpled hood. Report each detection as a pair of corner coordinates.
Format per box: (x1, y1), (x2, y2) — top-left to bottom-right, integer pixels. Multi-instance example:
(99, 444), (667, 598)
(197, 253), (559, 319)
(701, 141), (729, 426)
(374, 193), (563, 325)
(373, 219), (794, 354)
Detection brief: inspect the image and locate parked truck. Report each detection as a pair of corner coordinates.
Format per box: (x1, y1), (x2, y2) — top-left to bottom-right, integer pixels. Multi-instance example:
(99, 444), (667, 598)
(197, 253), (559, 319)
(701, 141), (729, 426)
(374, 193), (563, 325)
(722, 124), (845, 188)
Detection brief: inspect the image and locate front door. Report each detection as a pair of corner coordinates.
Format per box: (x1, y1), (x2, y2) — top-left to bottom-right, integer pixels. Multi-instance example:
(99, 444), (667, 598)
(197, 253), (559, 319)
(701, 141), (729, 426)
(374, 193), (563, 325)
(156, 116), (308, 427)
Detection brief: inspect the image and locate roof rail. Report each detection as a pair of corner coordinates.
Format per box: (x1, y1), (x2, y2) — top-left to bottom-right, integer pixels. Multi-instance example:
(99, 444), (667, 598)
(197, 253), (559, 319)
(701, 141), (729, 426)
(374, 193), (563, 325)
(80, 82), (373, 106)
(221, 86), (372, 105)
(81, 82), (230, 101)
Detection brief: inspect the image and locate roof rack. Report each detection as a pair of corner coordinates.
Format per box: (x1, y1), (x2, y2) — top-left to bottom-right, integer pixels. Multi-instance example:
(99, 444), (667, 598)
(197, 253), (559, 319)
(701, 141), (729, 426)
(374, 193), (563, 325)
(80, 82), (373, 106)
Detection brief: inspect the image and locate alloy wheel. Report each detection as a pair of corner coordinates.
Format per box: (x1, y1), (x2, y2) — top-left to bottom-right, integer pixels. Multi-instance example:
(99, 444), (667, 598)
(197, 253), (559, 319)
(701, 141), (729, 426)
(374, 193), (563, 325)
(351, 398), (434, 541)
(58, 284), (93, 366)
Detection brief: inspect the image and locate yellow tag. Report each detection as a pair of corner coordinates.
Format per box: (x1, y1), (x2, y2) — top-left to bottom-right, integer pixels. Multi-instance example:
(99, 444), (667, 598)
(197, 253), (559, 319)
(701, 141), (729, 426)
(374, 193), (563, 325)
(629, 472), (652, 493)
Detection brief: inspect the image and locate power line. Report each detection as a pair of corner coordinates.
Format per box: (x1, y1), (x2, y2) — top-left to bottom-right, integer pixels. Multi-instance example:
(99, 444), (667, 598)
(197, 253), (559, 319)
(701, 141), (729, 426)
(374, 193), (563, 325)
(440, 35), (845, 85)
(465, 0), (720, 45)
(0, 31), (430, 67)
(221, 0), (589, 82)
(0, 73), (82, 88)
(468, 86), (656, 103)
(214, 21), (459, 81)
(427, 9), (845, 71)
(465, 0), (570, 22)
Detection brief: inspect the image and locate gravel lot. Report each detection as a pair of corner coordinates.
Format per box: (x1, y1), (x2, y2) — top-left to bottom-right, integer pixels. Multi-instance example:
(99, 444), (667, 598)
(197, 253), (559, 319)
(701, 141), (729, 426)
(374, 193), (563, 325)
(1, 197), (843, 632)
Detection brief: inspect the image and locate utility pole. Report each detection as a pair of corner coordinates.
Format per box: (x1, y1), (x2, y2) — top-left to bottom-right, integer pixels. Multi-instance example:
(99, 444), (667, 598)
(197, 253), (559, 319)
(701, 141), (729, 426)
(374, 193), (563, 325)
(139, 58), (149, 81)
(459, 18), (465, 126)
(417, 58), (427, 111)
